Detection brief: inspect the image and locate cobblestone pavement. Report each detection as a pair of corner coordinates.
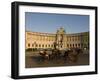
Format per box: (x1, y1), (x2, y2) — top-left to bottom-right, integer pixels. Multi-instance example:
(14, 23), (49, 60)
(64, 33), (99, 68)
(25, 51), (89, 68)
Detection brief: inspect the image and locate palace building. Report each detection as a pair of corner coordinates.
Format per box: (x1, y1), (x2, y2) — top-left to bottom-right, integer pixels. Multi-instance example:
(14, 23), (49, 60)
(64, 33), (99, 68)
(25, 27), (89, 50)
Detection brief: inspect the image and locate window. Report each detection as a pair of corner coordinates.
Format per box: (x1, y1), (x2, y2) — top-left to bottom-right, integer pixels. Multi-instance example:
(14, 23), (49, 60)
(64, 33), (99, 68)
(73, 44), (74, 47)
(49, 44), (50, 47)
(75, 37), (77, 41)
(78, 36), (80, 40)
(32, 44), (34, 47)
(42, 44), (44, 47)
(39, 44), (41, 47)
(75, 44), (77, 47)
(67, 44), (69, 47)
(45, 45), (47, 47)
(51, 45), (53, 47)
(28, 43), (30, 47)
(73, 37), (74, 41)
(36, 44), (38, 47)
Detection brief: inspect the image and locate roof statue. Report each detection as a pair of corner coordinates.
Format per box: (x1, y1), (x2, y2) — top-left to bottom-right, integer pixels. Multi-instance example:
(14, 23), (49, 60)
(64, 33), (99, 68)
(57, 27), (66, 34)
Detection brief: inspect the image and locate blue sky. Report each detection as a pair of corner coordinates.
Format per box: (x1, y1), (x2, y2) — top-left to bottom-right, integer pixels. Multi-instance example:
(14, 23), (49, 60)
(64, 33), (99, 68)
(25, 12), (89, 34)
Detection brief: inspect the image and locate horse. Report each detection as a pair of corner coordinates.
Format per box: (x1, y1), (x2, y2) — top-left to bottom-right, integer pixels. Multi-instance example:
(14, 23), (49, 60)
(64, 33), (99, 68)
(48, 49), (61, 60)
(64, 48), (80, 63)
(39, 50), (50, 61)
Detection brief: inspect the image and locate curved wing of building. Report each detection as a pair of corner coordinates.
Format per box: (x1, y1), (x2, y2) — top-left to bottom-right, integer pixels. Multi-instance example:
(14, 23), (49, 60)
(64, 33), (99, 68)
(25, 27), (89, 50)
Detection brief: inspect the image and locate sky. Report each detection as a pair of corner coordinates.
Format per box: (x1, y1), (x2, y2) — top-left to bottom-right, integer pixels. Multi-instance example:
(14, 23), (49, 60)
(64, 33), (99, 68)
(25, 12), (89, 34)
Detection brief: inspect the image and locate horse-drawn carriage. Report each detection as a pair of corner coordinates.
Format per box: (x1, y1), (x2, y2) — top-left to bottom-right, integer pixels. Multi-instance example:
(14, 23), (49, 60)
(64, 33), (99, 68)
(39, 48), (82, 63)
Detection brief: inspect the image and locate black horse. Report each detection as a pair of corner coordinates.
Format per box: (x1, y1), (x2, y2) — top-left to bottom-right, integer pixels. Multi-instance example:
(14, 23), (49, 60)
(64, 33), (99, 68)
(48, 49), (61, 60)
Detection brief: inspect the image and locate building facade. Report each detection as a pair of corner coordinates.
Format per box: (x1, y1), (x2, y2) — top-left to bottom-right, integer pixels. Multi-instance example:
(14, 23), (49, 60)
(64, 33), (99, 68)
(26, 27), (89, 50)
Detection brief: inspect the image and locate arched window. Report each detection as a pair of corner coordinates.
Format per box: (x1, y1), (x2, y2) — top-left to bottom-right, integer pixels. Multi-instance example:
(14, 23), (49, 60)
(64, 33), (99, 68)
(78, 44), (80, 47)
(67, 44), (69, 47)
(51, 45), (53, 47)
(49, 44), (50, 47)
(36, 44), (38, 47)
(42, 44), (44, 47)
(32, 44), (34, 47)
(45, 45), (47, 47)
(73, 44), (74, 47)
(28, 43), (30, 47)
(75, 44), (77, 47)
